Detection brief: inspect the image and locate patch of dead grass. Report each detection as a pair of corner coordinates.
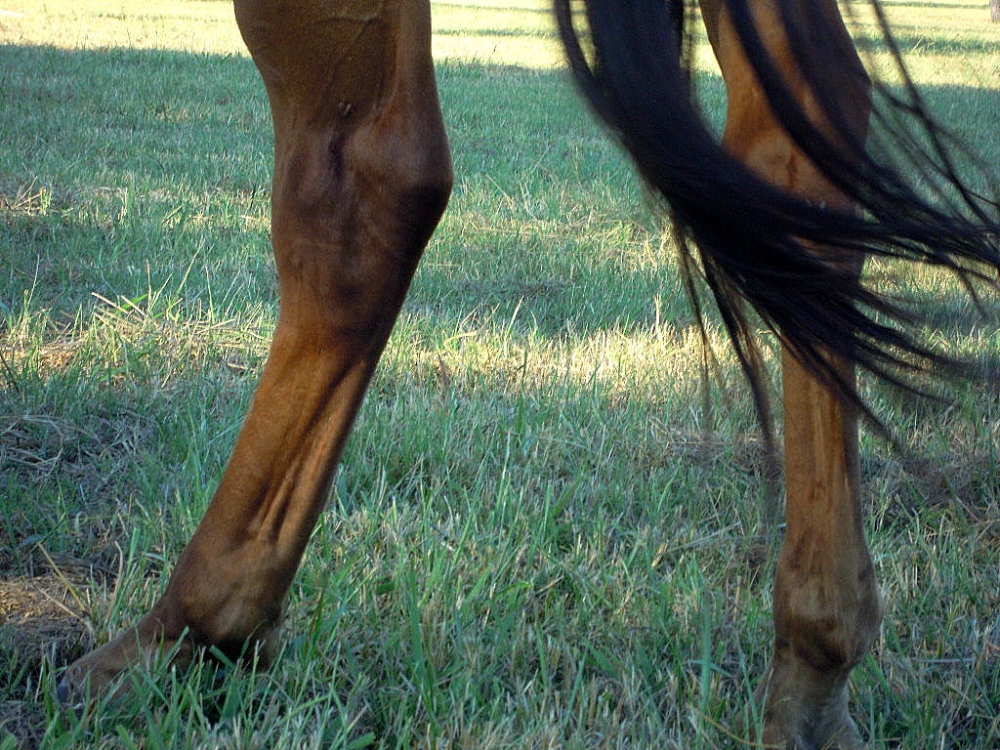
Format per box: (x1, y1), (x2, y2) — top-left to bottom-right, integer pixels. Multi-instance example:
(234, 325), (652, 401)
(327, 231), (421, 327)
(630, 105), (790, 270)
(0, 569), (92, 669)
(0, 567), (94, 748)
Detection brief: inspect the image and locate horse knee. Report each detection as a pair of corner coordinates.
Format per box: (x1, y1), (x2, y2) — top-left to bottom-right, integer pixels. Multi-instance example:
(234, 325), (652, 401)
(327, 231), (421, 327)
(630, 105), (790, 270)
(266, 109), (452, 339)
(272, 119), (451, 247)
(239, 0), (452, 332)
(346, 111), (454, 246)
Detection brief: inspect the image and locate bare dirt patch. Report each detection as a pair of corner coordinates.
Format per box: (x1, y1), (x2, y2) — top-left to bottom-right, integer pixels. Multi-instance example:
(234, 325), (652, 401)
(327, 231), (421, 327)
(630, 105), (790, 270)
(0, 571), (90, 666)
(0, 569), (92, 748)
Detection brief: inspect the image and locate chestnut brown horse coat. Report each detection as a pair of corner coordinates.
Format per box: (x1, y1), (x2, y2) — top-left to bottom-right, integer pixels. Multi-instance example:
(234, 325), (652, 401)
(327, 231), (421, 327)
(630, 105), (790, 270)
(60, 1), (999, 747)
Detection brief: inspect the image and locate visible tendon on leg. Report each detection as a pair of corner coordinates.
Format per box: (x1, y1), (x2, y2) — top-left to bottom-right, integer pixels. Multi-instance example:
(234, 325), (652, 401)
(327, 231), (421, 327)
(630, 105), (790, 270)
(60, 0), (451, 700)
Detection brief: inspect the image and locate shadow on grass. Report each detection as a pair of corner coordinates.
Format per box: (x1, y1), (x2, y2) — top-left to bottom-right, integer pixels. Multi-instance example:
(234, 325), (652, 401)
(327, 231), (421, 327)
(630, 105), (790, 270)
(1, 39), (998, 749)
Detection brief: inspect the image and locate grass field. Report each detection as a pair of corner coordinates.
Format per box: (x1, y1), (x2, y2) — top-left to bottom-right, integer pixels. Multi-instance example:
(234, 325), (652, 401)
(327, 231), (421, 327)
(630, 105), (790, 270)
(1, 1), (999, 748)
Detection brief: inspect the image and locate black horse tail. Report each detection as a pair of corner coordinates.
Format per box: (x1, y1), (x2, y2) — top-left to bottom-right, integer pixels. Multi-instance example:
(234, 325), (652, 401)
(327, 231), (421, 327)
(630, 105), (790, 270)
(554, 0), (1000, 436)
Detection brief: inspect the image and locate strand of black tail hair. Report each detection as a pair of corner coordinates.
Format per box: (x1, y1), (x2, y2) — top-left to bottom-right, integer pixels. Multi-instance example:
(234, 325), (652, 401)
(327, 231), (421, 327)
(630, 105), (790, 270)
(554, 0), (999, 440)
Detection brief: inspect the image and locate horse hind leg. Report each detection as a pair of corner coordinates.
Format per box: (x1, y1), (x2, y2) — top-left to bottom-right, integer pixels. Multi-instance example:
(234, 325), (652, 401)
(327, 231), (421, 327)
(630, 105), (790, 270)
(698, 0), (882, 746)
(60, 0), (452, 698)
(762, 353), (883, 750)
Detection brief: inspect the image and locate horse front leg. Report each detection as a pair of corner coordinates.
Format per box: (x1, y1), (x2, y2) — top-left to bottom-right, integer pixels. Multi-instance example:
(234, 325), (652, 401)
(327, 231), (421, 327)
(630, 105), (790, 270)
(61, 0), (451, 698)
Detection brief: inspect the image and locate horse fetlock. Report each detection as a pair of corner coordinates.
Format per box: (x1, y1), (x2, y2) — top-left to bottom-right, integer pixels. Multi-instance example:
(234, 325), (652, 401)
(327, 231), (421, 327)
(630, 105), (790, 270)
(162, 541), (287, 658)
(752, 564), (881, 748)
(168, 587), (282, 665)
(774, 562), (883, 674)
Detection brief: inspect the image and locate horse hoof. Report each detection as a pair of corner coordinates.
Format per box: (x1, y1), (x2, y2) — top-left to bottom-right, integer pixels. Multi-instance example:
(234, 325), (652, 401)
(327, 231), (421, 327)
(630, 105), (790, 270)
(57, 641), (134, 705)
(56, 622), (196, 705)
(55, 675), (75, 707)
